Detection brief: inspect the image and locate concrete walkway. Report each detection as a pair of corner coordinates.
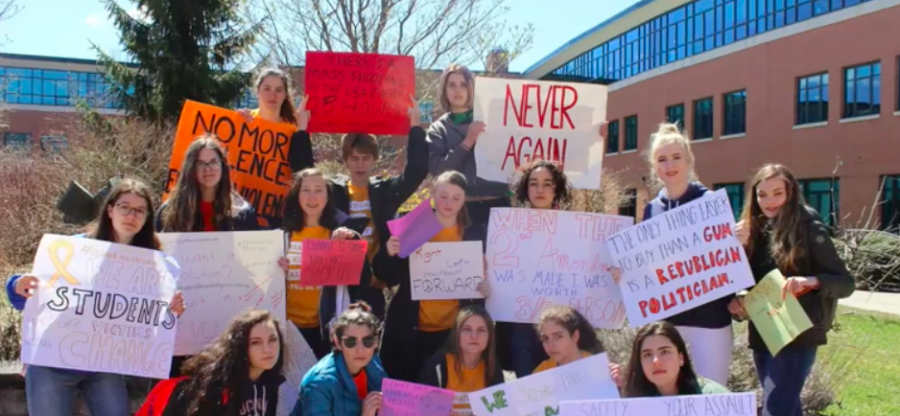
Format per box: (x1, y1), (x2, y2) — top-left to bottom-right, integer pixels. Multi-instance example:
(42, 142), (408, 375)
(840, 290), (900, 317)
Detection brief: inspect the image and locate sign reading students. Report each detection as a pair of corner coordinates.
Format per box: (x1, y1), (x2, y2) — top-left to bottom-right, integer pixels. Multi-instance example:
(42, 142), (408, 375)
(606, 189), (755, 327)
(165, 100), (296, 227)
(472, 78), (606, 190)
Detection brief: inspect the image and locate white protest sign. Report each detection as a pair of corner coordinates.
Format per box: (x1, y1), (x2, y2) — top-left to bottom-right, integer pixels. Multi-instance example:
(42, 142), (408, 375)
(486, 208), (632, 328)
(559, 393), (756, 416)
(606, 189), (755, 327)
(159, 230), (285, 355)
(453, 393), (474, 416)
(277, 324), (319, 416)
(472, 77), (606, 190)
(468, 353), (619, 416)
(410, 241), (485, 300)
(21, 234), (179, 379)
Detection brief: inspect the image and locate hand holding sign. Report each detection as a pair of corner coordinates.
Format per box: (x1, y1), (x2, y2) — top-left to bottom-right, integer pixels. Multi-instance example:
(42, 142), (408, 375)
(363, 392), (383, 416)
(782, 276), (819, 299)
(408, 95), (421, 128)
(14, 274), (38, 298)
(296, 94), (311, 131)
(464, 121), (486, 149)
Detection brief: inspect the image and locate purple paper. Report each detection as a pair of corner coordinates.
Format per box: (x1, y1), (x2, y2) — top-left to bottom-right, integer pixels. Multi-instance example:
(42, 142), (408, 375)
(381, 378), (455, 416)
(387, 199), (443, 258)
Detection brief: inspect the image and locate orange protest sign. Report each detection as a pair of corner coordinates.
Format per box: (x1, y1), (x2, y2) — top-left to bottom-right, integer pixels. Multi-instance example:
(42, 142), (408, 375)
(163, 100), (296, 227)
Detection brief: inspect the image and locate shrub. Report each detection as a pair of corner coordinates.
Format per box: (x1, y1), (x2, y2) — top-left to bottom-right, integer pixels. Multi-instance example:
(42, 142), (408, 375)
(834, 230), (900, 293)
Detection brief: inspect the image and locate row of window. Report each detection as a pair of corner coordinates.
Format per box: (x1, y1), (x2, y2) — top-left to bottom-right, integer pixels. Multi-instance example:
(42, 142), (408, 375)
(0, 67), (122, 109)
(547, 0), (874, 83)
(3, 132), (68, 152)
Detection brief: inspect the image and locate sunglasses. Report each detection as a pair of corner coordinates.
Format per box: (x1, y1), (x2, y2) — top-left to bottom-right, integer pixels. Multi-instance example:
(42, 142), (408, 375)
(341, 335), (376, 349)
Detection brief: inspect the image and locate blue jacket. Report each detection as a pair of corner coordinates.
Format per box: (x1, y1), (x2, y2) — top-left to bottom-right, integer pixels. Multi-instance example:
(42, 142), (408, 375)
(293, 352), (386, 416)
(642, 182), (734, 329)
(5, 274), (25, 310)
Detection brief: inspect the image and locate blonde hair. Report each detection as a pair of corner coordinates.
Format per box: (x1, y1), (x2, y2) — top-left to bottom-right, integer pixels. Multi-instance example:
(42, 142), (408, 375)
(438, 64), (475, 113)
(645, 123), (697, 189)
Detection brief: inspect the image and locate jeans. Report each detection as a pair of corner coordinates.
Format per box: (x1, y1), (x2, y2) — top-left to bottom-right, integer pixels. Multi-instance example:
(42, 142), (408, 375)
(754, 346), (818, 416)
(25, 364), (130, 416)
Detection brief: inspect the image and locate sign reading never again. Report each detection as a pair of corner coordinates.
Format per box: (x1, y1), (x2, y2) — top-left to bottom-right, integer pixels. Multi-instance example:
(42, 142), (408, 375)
(164, 100), (296, 228)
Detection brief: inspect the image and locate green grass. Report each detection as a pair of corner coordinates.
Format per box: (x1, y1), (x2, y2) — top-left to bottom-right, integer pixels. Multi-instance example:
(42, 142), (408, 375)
(821, 307), (900, 416)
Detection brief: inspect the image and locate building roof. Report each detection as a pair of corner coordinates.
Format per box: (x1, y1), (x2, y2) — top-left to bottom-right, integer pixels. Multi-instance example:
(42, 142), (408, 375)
(0, 52), (139, 68)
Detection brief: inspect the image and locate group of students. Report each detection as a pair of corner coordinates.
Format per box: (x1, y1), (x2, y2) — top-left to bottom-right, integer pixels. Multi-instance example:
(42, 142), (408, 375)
(3, 62), (854, 416)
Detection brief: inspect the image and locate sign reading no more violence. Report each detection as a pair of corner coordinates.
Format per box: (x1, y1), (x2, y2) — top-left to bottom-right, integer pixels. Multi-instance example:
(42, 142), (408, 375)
(606, 189), (755, 327)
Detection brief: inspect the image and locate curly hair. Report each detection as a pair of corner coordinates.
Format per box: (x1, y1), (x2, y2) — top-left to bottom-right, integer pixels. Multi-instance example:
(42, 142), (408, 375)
(514, 160), (572, 209)
(537, 305), (603, 354)
(177, 310), (285, 416)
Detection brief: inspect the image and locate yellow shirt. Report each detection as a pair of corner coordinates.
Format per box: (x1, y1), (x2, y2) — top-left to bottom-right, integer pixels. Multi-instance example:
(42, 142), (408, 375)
(446, 354), (485, 416)
(286, 226), (331, 328)
(418, 225), (462, 332)
(533, 351), (592, 373)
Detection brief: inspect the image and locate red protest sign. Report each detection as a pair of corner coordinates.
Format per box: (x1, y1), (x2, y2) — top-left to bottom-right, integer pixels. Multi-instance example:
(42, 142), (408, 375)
(305, 51), (415, 135)
(300, 239), (368, 286)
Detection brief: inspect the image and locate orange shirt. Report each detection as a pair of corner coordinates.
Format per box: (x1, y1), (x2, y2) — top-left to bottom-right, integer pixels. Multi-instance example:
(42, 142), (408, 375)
(286, 226), (331, 328)
(418, 225), (462, 332)
(533, 351), (592, 373)
(446, 354), (485, 416)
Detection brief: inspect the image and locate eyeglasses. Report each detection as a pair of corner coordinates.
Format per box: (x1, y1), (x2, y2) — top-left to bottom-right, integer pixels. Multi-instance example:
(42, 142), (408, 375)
(341, 335), (376, 349)
(195, 159), (222, 171)
(113, 203), (148, 219)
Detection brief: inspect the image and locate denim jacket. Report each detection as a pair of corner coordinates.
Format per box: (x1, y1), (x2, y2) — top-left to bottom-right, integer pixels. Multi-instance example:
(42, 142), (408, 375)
(293, 352), (386, 416)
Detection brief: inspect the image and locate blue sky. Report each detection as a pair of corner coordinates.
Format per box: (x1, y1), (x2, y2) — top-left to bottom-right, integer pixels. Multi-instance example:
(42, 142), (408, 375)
(0, 0), (640, 72)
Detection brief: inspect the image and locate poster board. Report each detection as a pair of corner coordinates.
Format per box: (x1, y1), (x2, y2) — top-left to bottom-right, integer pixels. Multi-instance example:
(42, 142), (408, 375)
(382, 378), (456, 416)
(276, 324), (320, 416)
(744, 269), (813, 355)
(410, 241), (484, 300)
(559, 392), (756, 416)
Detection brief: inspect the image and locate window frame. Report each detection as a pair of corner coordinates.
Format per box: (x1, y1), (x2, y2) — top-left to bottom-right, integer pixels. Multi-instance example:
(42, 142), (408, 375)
(722, 89), (747, 135)
(882, 175), (900, 232)
(842, 61), (881, 119)
(796, 72), (830, 125)
(606, 120), (620, 154)
(624, 115), (639, 151)
(693, 97), (714, 140)
(666, 103), (686, 129)
(714, 182), (745, 220)
(799, 178), (841, 227)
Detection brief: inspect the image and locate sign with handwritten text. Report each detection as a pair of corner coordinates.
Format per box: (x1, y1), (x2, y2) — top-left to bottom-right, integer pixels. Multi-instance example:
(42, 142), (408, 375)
(410, 241), (484, 300)
(454, 393), (474, 416)
(472, 78), (606, 189)
(277, 324), (320, 416)
(382, 378), (456, 416)
(559, 393), (756, 416)
(606, 189), (755, 327)
(300, 239), (367, 286)
(159, 231), (285, 356)
(305, 51), (415, 135)
(468, 353), (619, 416)
(20, 234), (180, 379)
(744, 269), (813, 355)
(486, 208), (632, 328)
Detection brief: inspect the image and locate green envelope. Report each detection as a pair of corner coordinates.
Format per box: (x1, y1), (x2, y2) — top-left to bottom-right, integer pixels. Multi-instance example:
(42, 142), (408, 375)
(744, 269), (814, 355)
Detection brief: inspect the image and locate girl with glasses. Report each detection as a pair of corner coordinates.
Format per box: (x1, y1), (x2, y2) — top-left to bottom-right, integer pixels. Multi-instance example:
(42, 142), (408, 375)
(293, 301), (385, 416)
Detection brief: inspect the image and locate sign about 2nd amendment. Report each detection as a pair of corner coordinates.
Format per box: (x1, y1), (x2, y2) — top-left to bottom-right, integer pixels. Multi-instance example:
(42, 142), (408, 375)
(472, 78), (607, 190)
(486, 208), (633, 329)
(559, 392), (756, 416)
(21, 235), (180, 379)
(606, 189), (755, 327)
(410, 241), (484, 300)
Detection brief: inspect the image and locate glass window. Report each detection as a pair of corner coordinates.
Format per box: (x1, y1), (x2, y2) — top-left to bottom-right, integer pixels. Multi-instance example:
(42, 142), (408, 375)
(40, 135), (68, 153)
(693, 97), (714, 140)
(619, 189), (638, 218)
(3, 132), (32, 149)
(800, 178), (840, 227)
(882, 175), (900, 232)
(796, 72), (829, 125)
(723, 90), (747, 135)
(666, 103), (686, 128)
(0, 66), (122, 109)
(607, 120), (620, 154)
(625, 115), (639, 151)
(714, 183), (745, 219)
(843, 61), (881, 119)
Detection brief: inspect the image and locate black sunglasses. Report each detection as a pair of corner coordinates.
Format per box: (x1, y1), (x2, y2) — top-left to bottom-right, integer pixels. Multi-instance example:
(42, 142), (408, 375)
(341, 335), (376, 349)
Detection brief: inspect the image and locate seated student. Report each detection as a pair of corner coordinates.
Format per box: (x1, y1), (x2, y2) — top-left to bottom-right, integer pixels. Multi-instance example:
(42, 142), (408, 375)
(294, 302), (386, 416)
(137, 309), (285, 416)
(532, 306), (621, 387)
(5, 178), (185, 416)
(623, 321), (729, 397)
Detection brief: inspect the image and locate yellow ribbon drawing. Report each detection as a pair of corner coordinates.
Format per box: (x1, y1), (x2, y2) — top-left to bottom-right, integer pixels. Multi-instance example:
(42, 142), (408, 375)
(47, 239), (80, 287)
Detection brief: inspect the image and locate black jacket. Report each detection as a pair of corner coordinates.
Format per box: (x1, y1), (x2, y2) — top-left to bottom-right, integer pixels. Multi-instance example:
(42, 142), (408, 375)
(746, 207), (855, 351)
(140, 371), (285, 416)
(418, 350), (504, 389)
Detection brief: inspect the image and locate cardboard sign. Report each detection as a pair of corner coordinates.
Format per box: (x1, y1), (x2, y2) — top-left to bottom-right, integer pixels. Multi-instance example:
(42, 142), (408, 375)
(300, 239), (368, 286)
(744, 269), (813, 355)
(20, 235), (180, 379)
(453, 393), (474, 416)
(468, 353), (619, 416)
(606, 189), (756, 327)
(305, 51), (415, 135)
(560, 393), (756, 416)
(387, 199), (443, 259)
(164, 100), (296, 227)
(410, 241), (485, 300)
(472, 78), (606, 190)
(485, 208), (632, 328)
(277, 324), (320, 416)
(382, 378), (456, 416)
(158, 231), (286, 356)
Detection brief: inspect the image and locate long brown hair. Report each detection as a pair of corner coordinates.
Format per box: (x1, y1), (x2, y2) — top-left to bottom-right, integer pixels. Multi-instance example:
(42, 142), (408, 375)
(740, 163), (812, 274)
(87, 178), (160, 250)
(256, 68), (298, 125)
(623, 322), (701, 397)
(438, 64), (475, 113)
(161, 136), (235, 232)
(433, 171), (470, 235)
(445, 306), (497, 386)
(178, 310), (286, 416)
(537, 306), (603, 354)
(281, 168), (339, 232)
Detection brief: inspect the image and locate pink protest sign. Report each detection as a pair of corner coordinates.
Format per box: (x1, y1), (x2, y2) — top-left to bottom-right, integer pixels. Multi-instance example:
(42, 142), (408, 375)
(300, 239), (368, 286)
(387, 199), (443, 258)
(382, 378), (455, 416)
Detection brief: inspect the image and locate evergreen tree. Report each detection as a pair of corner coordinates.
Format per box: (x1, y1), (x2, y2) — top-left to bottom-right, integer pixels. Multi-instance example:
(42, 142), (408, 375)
(95, 0), (257, 122)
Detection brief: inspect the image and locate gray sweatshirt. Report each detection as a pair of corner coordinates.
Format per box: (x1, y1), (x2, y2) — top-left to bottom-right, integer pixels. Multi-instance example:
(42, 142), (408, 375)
(426, 113), (510, 198)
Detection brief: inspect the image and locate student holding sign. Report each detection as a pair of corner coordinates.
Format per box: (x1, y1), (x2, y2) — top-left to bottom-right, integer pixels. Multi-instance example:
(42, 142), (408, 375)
(623, 321), (730, 397)
(6, 178), (186, 416)
(374, 171), (490, 382)
(295, 302), (386, 416)
(727, 164), (854, 416)
(611, 124), (733, 385)
(238, 68), (300, 126)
